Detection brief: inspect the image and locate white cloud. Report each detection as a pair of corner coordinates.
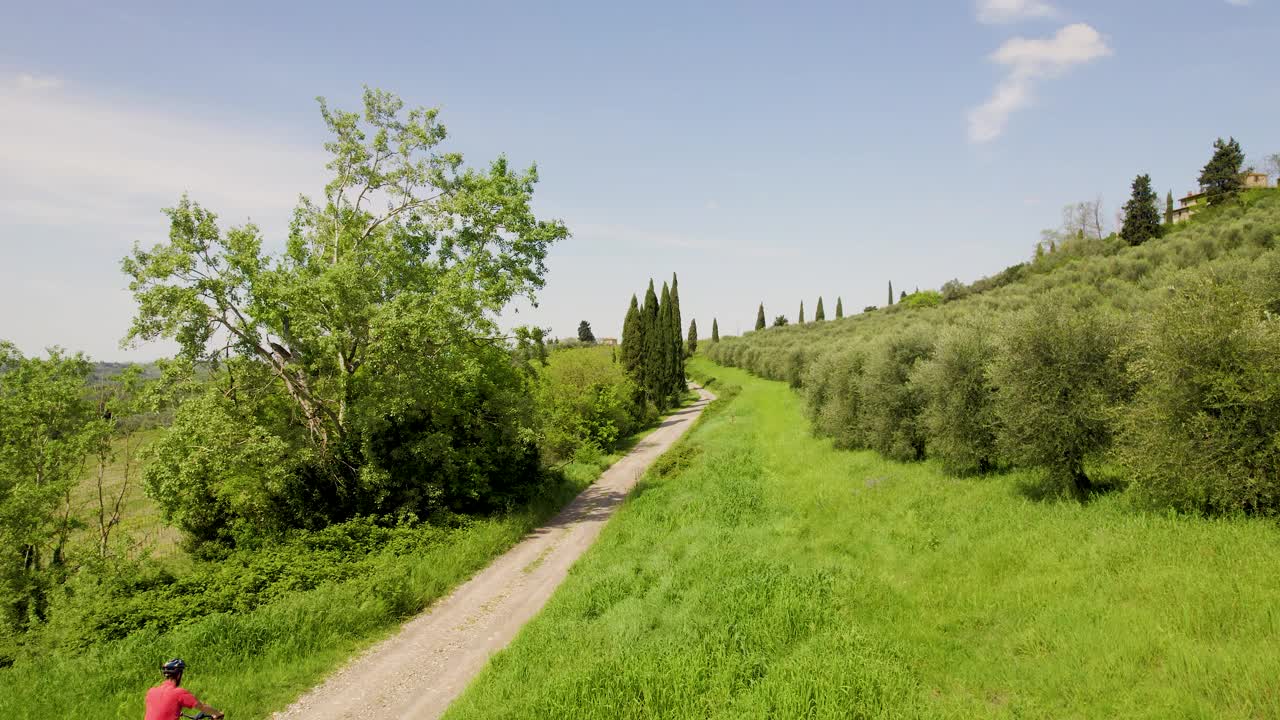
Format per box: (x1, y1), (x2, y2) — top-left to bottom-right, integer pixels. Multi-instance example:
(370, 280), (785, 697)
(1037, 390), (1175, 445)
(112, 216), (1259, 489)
(976, 0), (1058, 24)
(0, 71), (327, 358)
(967, 23), (1112, 143)
(12, 72), (62, 91)
(0, 72), (324, 231)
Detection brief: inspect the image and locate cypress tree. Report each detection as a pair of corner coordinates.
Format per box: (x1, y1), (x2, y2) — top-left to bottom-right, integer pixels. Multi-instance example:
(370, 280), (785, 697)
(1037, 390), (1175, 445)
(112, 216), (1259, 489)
(641, 280), (660, 406)
(1199, 137), (1245, 206)
(798, 301), (805, 325)
(712, 318), (720, 342)
(1120, 173), (1162, 246)
(670, 274), (685, 390)
(621, 294), (643, 378)
(1165, 190), (1174, 225)
(686, 319), (698, 357)
(657, 282), (675, 404)
(815, 297), (825, 322)
(835, 297), (844, 319)
(888, 281), (894, 306)
(755, 303), (766, 331)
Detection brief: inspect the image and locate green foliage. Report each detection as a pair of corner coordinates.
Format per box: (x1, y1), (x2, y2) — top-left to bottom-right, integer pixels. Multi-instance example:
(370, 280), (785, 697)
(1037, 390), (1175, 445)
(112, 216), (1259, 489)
(119, 88), (567, 541)
(711, 318), (719, 343)
(1165, 190), (1174, 225)
(705, 186), (1280, 514)
(913, 322), (1000, 475)
(1119, 268), (1280, 514)
(898, 290), (943, 309)
(835, 297), (843, 319)
(888, 280), (893, 306)
(772, 315), (789, 327)
(802, 347), (866, 450)
(814, 297), (825, 322)
(534, 346), (643, 462)
(755, 303), (766, 331)
(1121, 173), (1162, 246)
(798, 300), (805, 325)
(576, 321), (595, 344)
(0, 344), (97, 648)
(448, 359), (1280, 720)
(1199, 137), (1245, 206)
(991, 299), (1129, 499)
(859, 329), (934, 462)
(686, 319), (697, 358)
(620, 295), (643, 378)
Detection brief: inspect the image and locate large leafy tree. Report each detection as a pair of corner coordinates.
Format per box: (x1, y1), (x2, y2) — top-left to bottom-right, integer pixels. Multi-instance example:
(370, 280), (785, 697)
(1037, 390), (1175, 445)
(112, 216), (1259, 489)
(1198, 137), (1245, 206)
(0, 343), (96, 634)
(122, 89), (568, 533)
(577, 321), (595, 344)
(1120, 174), (1161, 246)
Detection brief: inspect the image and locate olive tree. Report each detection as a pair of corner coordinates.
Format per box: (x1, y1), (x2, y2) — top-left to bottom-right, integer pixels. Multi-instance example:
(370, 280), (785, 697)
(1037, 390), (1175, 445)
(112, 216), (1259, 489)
(991, 299), (1129, 499)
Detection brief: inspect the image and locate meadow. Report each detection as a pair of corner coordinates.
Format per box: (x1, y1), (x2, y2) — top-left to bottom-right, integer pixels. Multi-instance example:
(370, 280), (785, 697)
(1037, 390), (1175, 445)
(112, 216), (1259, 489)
(0, 406), (668, 720)
(445, 358), (1280, 719)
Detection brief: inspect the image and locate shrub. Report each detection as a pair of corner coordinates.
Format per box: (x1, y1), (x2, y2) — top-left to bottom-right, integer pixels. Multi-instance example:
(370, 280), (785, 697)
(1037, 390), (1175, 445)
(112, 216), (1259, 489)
(913, 321), (1000, 475)
(991, 299), (1129, 499)
(1119, 270), (1280, 514)
(803, 347), (867, 449)
(859, 329), (935, 462)
(535, 346), (642, 462)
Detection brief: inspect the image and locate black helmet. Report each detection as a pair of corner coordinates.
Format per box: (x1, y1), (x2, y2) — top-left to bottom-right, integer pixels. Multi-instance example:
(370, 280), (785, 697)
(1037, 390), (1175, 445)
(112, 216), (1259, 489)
(161, 658), (186, 677)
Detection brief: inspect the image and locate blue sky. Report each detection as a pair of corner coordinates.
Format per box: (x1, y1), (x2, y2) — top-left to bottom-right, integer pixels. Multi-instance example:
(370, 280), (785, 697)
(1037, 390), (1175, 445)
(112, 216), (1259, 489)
(1, 0), (1276, 358)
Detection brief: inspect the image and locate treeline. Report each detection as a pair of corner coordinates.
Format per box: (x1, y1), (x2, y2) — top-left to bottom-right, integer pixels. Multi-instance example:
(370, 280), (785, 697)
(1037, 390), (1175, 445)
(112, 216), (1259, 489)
(708, 180), (1280, 514)
(620, 274), (691, 411)
(0, 89), (675, 664)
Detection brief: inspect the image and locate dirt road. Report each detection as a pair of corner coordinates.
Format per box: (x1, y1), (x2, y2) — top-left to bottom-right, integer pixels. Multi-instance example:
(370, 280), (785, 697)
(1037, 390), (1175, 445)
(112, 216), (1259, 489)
(273, 386), (715, 720)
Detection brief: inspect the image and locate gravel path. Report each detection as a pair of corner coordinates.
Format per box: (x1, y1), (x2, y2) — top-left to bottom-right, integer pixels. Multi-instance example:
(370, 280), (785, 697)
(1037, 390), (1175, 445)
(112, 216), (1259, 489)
(273, 386), (715, 720)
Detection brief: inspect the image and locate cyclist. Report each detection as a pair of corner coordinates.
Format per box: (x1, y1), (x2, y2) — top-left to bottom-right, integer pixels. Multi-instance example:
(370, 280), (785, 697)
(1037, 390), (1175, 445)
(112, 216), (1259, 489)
(144, 658), (225, 720)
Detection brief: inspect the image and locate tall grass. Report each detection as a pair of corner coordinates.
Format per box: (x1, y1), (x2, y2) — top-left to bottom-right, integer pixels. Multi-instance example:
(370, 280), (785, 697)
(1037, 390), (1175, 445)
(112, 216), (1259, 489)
(445, 358), (1280, 719)
(0, 431), (647, 720)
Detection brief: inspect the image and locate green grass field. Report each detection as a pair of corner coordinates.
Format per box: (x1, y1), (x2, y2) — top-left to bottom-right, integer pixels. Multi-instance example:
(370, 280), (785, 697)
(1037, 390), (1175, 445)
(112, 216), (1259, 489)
(0, 412), (681, 720)
(445, 357), (1280, 719)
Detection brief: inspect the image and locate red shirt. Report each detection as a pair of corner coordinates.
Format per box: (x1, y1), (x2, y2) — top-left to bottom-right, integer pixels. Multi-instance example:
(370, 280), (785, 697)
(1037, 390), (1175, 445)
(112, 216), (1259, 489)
(144, 680), (199, 720)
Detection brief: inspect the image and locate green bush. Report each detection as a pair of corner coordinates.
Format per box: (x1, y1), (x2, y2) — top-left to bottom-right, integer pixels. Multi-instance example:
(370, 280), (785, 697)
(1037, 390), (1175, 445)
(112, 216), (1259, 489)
(859, 329), (935, 462)
(991, 299), (1130, 499)
(913, 321), (1000, 475)
(535, 346), (643, 462)
(1119, 270), (1280, 514)
(803, 347), (867, 450)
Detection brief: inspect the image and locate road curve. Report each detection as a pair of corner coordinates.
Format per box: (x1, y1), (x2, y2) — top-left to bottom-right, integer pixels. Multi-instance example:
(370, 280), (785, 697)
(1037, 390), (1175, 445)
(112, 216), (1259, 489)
(273, 385), (716, 720)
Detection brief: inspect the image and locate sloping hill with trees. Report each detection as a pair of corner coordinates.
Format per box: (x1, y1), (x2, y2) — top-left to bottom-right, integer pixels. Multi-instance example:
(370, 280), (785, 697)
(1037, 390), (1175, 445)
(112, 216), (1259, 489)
(707, 180), (1280, 513)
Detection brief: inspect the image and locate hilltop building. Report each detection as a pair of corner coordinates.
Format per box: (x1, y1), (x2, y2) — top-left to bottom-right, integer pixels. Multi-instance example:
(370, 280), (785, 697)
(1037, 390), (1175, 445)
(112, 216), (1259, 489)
(1171, 171), (1273, 223)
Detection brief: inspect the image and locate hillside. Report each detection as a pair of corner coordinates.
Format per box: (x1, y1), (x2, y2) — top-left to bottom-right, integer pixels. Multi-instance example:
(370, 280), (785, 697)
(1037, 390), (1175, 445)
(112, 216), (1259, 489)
(706, 190), (1280, 512)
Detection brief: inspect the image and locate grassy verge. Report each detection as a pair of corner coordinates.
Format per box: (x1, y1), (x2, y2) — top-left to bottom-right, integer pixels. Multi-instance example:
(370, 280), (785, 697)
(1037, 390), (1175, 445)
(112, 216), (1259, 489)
(0, 404), (691, 720)
(444, 357), (1280, 719)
